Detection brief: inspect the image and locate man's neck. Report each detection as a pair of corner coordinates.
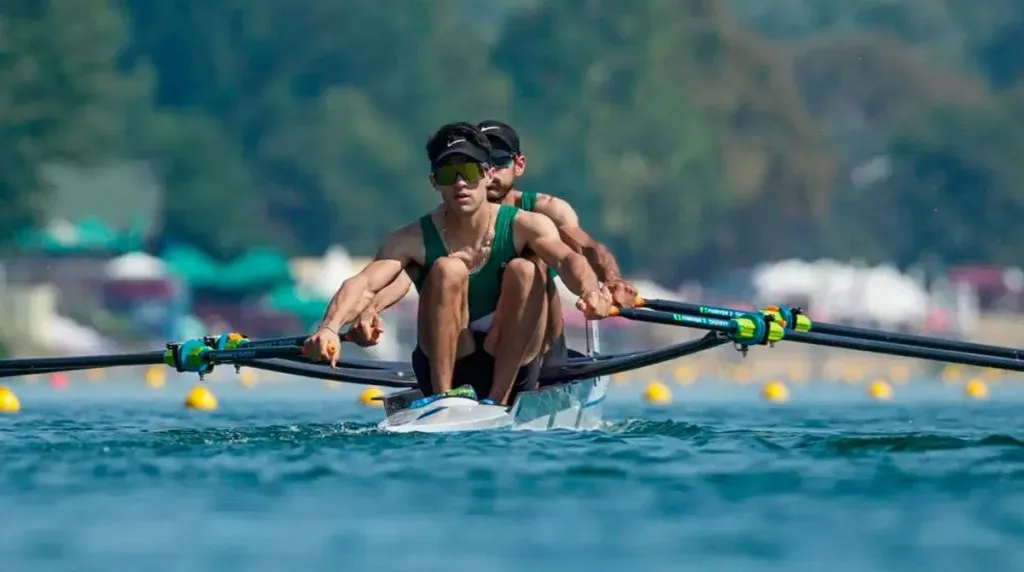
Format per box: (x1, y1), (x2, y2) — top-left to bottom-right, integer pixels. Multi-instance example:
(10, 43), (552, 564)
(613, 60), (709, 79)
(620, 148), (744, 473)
(444, 203), (494, 241)
(499, 189), (521, 206)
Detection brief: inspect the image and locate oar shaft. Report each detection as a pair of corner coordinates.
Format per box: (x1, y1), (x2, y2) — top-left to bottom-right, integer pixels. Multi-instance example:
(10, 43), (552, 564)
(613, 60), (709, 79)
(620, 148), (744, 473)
(612, 308), (738, 334)
(639, 298), (1024, 360)
(241, 360), (418, 389)
(0, 351), (166, 373)
(615, 306), (1024, 372)
(785, 330), (1024, 372)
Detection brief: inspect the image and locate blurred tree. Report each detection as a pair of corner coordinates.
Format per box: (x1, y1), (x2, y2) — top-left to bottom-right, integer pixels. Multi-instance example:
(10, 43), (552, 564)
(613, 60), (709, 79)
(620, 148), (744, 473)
(730, 0), (1018, 72)
(867, 104), (1024, 266)
(0, 0), (146, 247)
(788, 34), (1024, 264)
(4, 0), (1019, 280)
(494, 0), (831, 281)
(979, 8), (1024, 90)
(121, 0), (511, 256)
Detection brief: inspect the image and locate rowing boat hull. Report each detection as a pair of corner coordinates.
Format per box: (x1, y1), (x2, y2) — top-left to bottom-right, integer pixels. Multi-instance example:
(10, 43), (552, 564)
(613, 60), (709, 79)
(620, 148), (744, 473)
(377, 374), (608, 434)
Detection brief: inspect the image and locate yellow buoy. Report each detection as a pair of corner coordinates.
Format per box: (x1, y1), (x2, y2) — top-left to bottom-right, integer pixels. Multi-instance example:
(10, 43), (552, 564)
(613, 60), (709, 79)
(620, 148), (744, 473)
(842, 365), (864, 384)
(982, 367), (1002, 381)
(673, 365), (697, 385)
(762, 380), (789, 403)
(185, 385), (218, 411)
(733, 365), (753, 385)
(941, 364), (963, 384)
(0, 386), (20, 413)
(867, 379), (893, 401)
(789, 366), (809, 385)
(359, 386), (384, 407)
(643, 380), (672, 405)
(890, 363), (911, 385)
(238, 368), (257, 389)
(145, 366), (165, 389)
(964, 378), (989, 400)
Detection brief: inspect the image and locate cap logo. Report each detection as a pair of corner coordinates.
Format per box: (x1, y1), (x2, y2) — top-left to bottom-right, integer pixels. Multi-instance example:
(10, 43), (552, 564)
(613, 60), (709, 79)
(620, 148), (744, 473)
(447, 137), (466, 148)
(481, 126), (500, 132)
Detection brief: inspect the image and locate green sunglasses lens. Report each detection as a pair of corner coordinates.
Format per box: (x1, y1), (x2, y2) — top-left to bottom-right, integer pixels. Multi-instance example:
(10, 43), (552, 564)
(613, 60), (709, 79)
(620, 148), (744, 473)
(434, 163), (484, 185)
(490, 152), (514, 168)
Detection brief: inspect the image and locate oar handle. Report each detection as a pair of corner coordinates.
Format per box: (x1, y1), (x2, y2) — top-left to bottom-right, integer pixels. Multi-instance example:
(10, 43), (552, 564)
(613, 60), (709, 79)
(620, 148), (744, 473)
(634, 297), (813, 331)
(608, 306), (785, 347)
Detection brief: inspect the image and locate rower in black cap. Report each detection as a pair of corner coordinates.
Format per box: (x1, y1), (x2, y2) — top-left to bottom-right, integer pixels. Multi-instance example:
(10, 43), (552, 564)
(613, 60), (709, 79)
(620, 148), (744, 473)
(304, 122), (612, 406)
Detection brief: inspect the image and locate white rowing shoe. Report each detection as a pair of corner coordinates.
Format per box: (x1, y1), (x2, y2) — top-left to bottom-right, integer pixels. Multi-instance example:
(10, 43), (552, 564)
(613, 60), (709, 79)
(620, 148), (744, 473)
(378, 321), (608, 434)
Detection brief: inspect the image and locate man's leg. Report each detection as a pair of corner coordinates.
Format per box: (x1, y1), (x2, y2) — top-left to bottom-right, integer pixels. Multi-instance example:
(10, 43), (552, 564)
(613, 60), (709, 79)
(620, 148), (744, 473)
(484, 257), (548, 404)
(414, 257), (475, 395)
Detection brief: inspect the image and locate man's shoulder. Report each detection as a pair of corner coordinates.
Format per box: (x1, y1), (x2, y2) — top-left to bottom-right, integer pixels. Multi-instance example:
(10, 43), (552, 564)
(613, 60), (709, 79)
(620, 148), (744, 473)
(527, 192), (578, 224)
(381, 218), (427, 254)
(395, 212), (436, 236)
(512, 208), (557, 232)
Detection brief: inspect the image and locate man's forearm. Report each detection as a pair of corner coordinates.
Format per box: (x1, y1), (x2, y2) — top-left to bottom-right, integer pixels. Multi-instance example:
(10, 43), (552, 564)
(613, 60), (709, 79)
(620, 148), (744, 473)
(583, 241), (623, 283)
(319, 276), (373, 332)
(368, 273), (412, 313)
(556, 226), (623, 283)
(556, 253), (602, 297)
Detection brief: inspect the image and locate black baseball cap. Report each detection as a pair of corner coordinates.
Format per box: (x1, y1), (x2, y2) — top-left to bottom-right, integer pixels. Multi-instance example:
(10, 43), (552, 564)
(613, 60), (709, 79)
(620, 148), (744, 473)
(477, 120), (521, 154)
(430, 134), (491, 168)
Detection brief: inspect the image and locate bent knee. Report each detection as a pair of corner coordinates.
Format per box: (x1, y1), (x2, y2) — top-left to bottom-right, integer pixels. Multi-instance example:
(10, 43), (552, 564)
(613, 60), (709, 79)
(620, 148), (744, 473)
(427, 256), (469, 286)
(503, 257), (544, 284)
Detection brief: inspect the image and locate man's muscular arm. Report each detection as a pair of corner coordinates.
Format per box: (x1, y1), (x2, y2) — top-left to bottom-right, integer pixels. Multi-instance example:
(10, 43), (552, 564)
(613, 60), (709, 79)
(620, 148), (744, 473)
(533, 194), (625, 283)
(514, 212), (611, 319)
(514, 212), (601, 297)
(318, 225), (416, 332)
(345, 269), (413, 347)
(365, 271), (413, 313)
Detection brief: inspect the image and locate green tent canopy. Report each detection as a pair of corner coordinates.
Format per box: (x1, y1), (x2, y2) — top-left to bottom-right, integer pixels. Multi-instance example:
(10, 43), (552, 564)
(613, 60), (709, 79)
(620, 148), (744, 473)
(220, 247), (293, 290)
(17, 217), (142, 254)
(161, 245), (293, 292)
(265, 283), (328, 329)
(160, 244), (222, 287)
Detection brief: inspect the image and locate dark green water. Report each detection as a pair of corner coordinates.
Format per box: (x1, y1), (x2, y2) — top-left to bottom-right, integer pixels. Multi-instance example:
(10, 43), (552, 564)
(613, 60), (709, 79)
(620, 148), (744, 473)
(2, 386), (1024, 571)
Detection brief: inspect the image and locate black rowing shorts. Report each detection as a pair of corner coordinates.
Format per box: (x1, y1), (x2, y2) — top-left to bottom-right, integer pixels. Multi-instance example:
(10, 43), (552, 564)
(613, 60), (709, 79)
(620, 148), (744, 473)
(411, 331), (542, 402)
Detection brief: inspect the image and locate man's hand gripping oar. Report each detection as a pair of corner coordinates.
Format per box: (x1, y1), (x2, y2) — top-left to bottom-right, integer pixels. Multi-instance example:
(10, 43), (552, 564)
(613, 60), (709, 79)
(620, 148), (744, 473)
(575, 287), (616, 320)
(303, 325), (381, 368)
(344, 308), (386, 348)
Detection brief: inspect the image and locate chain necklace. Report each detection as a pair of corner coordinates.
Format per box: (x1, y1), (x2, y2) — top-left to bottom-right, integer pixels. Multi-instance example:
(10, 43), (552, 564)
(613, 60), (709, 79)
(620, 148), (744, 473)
(438, 204), (496, 275)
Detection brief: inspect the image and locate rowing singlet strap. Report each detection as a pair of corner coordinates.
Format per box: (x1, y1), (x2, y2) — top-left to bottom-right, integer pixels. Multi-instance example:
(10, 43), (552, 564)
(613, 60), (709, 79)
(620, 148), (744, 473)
(518, 191), (538, 212)
(414, 205), (519, 322)
(517, 191), (559, 280)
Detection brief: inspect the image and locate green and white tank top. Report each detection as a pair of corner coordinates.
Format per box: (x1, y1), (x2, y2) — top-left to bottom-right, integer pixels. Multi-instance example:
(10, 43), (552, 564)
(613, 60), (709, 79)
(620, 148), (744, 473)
(412, 205), (519, 322)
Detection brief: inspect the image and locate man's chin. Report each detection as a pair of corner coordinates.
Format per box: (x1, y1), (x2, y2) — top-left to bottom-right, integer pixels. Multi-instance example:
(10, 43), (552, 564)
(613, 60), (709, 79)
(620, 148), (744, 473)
(487, 188), (510, 202)
(445, 200), (479, 214)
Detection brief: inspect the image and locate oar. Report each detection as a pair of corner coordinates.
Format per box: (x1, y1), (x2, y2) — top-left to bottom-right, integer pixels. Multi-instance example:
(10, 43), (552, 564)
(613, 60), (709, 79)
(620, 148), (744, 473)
(0, 328), (377, 379)
(609, 307), (1024, 373)
(241, 359), (418, 389)
(637, 297), (1024, 361)
(0, 351), (168, 375)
